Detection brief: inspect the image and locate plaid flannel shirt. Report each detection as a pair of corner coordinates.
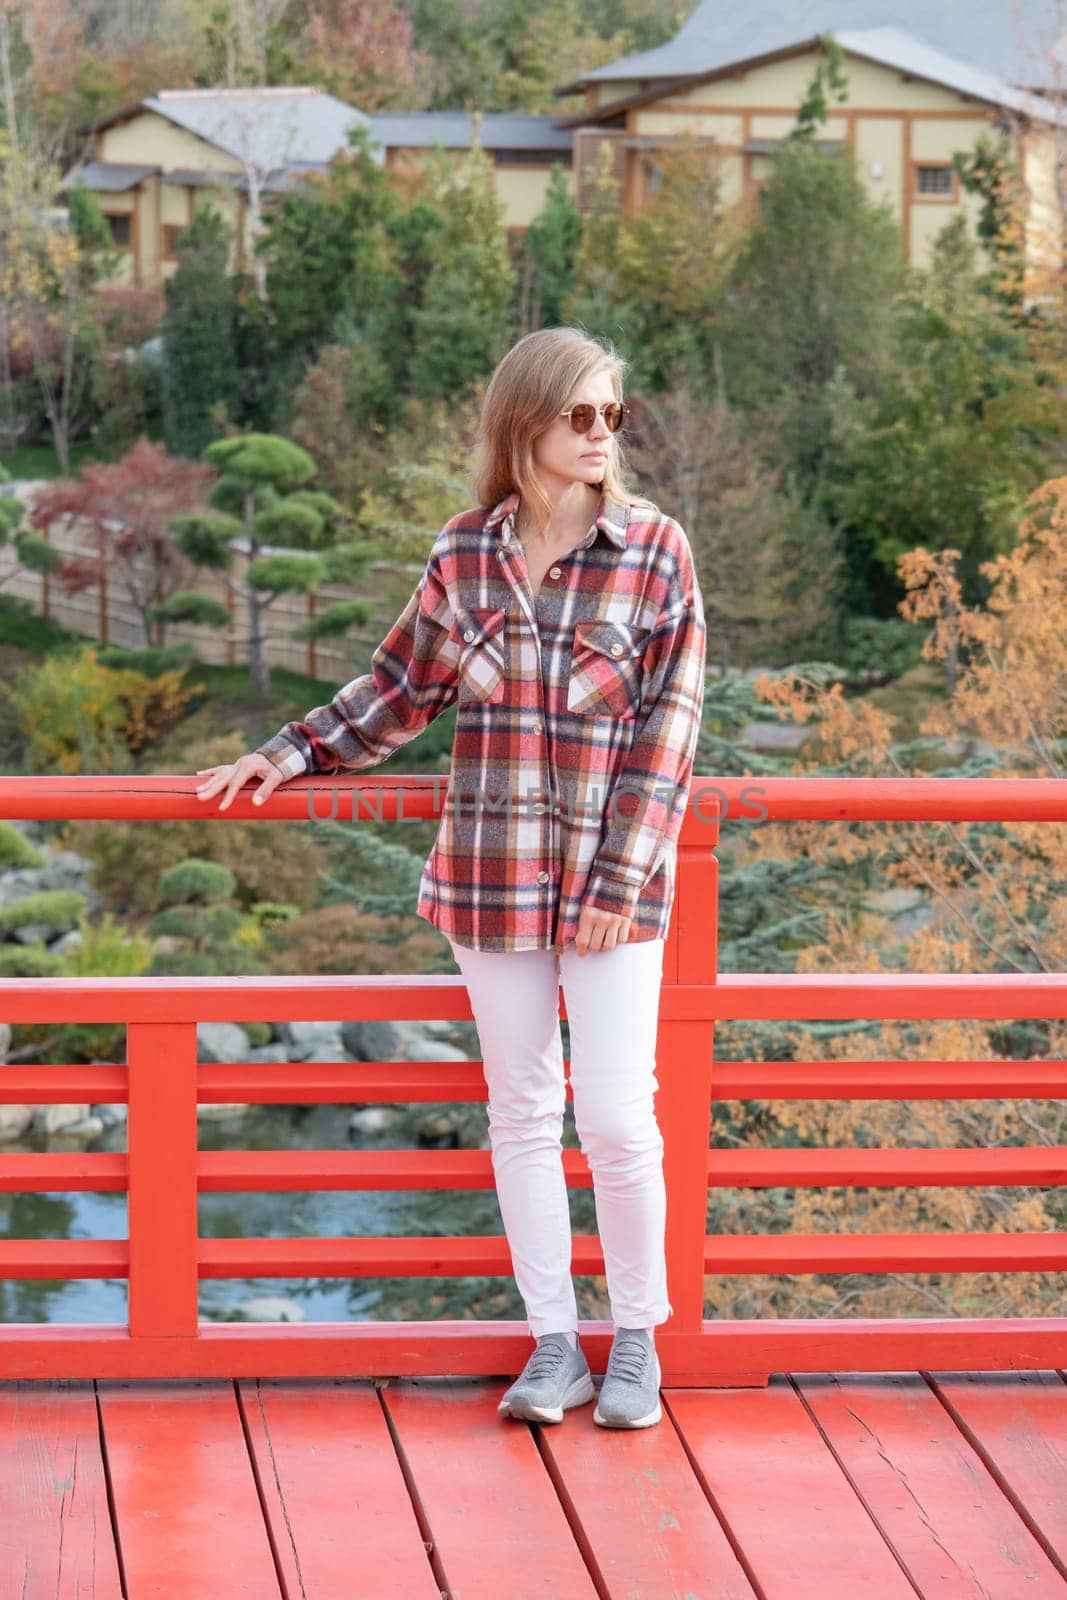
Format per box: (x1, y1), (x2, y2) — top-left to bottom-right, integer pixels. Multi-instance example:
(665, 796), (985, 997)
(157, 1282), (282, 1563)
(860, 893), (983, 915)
(255, 490), (707, 951)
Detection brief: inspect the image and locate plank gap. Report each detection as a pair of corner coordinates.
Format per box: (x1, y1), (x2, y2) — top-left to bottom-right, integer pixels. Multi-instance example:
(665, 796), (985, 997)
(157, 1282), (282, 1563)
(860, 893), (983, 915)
(376, 1382), (452, 1599)
(528, 1415), (613, 1600)
(660, 1387), (770, 1600)
(94, 1378), (129, 1600)
(234, 1378), (297, 1600)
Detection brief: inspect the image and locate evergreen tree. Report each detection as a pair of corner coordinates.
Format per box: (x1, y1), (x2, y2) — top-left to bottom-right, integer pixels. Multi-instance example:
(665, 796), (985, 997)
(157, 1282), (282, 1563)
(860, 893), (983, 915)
(161, 206), (239, 458)
(521, 162), (581, 331)
(409, 141), (516, 402)
(818, 215), (1067, 613)
(715, 138), (905, 492)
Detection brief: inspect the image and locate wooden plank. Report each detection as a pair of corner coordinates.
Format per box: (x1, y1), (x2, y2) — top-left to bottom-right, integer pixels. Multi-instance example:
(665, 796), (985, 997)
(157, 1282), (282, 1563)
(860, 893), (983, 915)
(795, 1372), (1067, 1597)
(540, 1392), (756, 1600)
(927, 1371), (1067, 1574)
(0, 1380), (123, 1597)
(383, 1377), (601, 1598)
(98, 1379), (280, 1599)
(665, 1377), (919, 1597)
(237, 1378), (441, 1599)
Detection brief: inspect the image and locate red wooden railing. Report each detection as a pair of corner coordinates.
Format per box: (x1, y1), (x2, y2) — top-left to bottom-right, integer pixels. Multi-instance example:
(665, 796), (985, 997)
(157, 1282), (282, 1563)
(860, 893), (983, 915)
(0, 774), (1064, 1384)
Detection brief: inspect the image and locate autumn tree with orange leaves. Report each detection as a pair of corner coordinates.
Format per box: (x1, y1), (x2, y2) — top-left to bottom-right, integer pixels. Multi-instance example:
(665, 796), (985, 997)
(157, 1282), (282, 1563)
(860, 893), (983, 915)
(707, 477), (1067, 1324)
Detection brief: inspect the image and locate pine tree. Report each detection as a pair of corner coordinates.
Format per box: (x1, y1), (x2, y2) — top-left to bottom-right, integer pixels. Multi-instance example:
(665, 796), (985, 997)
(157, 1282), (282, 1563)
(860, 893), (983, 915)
(521, 162), (580, 331)
(161, 206), (239, 459)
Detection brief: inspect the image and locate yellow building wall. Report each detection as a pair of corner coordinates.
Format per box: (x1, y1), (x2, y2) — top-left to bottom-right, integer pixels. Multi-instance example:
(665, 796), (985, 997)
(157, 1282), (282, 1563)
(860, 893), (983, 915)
(634, 111), (744, 142)
(96, 111), (254, 282)
(626, 47), (1006, 268)
(667, 49), (985, 112)
(493, 163), (573, 226)
(388, 147), (574, 228)
(101, 112), (245, 177)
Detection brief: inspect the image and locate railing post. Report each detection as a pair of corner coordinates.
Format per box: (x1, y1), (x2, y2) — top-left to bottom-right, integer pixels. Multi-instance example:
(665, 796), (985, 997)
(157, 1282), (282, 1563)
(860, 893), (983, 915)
(126, 1021), (200, 1338)
(660, 819), (719, 1341)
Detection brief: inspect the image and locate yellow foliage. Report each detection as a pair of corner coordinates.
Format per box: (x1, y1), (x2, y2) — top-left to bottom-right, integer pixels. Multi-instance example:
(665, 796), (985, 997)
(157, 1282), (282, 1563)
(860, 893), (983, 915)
(712, 479), (1067, 1321)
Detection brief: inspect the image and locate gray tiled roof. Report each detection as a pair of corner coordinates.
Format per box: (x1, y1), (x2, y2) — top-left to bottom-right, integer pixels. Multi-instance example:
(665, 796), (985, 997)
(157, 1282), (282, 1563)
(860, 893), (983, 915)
(57, 160), (159, 191)
(568, 2), (1067, 94)
(368, 112), (572, 150)
(143, 86), (371, 171)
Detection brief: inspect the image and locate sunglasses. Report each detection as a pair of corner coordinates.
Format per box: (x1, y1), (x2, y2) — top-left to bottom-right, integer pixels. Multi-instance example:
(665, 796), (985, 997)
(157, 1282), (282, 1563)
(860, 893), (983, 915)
(559, 401), (630, 434)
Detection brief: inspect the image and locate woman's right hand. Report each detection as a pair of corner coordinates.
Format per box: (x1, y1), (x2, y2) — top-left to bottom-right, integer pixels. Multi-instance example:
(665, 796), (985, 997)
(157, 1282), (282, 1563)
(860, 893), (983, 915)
(195, 753), (286, 811)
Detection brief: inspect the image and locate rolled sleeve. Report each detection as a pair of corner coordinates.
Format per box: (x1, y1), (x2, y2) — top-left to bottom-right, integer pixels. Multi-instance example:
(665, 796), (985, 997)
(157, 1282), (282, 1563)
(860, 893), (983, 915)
(255, 550), (459, 777)
(582, 543), (706, 920)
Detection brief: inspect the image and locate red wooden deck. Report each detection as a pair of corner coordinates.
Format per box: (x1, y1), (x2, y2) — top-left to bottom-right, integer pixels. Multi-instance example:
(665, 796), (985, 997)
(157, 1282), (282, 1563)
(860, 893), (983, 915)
(4, 1367), (1066, 1597)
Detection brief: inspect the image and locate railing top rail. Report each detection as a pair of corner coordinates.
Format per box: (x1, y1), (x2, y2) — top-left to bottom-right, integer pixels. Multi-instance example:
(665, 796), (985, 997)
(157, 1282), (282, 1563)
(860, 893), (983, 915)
(0, 774), (1065, 829)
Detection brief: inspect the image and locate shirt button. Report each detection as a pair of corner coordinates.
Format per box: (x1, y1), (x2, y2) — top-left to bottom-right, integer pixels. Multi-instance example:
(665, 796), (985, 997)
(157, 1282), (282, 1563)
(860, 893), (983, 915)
(532, 802), (547, 814)
(610, 642), (623, 656)
(548, 565), (562, 579)
(496, 549), (506, 561)
(537, 869), (550, 884)
(463, 628), (475, 642)
(533, 721), (544, 734)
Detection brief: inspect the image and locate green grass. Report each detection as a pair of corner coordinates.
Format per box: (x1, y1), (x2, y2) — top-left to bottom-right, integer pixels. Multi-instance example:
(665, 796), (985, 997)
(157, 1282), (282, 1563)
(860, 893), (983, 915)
(0, 419), (167, 482)
(0, 594), (82, 656)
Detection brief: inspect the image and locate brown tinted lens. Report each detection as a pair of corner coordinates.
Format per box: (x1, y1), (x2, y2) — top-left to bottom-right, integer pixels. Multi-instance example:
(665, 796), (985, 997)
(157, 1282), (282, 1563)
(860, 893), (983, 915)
(604, 402), (628, 433)
(568, 404), (596, 433)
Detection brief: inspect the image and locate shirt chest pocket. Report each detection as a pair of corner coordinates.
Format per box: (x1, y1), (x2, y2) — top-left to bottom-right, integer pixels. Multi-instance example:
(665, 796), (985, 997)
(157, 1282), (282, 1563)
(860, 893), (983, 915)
(566, 618), (652, 719)
(453, 605), (508, 704)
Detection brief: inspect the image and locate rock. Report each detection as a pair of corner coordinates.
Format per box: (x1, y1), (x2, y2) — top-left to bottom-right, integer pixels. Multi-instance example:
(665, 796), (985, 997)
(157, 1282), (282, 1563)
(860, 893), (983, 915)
(341, 1018), (468, 1063)
(246, 1043), (292, 1063)
(32, 1104), (91, 1135)
(92, 1103), (128, 1128)
(196, 1103), (250, 1121)
(0, 1105), (33, 1140)
(340, 1019), (402, 1060)
(50, 928), (84, 955)
(12, 922), (56, 944)
(197, 1021), (251, 1063)
(414, 1113), (462, 1149)
(739, 720), (811, 751)
(349, 1107), (401, 1135)
(0, 1022), (10, 1063)
(278, 1020), (347, 1061)
(50, 1115), (105, 1140)
(236, 1295), (306, 1323)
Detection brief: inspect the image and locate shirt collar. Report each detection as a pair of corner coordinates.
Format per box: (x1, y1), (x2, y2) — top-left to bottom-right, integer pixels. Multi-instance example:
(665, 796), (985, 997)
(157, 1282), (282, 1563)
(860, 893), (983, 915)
(484, 489), (630, 549)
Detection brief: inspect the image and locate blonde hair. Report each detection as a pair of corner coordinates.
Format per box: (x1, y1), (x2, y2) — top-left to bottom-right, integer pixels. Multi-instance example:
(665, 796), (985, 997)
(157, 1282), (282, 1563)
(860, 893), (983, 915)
(471, 327), (646, 536)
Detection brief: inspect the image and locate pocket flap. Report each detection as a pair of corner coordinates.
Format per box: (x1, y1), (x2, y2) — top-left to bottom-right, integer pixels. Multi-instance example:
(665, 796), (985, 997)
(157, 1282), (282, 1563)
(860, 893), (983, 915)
(573, 617), (651, 660)
(453, 606), (507, 646)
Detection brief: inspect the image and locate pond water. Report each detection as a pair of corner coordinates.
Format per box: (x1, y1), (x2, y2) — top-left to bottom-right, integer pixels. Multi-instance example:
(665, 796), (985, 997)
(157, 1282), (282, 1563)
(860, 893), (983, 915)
(0, 1098), (602, 1327)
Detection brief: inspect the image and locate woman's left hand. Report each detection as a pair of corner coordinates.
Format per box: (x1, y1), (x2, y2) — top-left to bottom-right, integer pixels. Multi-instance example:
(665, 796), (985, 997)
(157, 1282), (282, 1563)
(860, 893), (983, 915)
(573, 903), (634, 955)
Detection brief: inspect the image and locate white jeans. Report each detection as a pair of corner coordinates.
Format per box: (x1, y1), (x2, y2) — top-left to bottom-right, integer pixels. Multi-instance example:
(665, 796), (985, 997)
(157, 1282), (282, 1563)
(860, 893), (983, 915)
(447, 935), (674, 1339)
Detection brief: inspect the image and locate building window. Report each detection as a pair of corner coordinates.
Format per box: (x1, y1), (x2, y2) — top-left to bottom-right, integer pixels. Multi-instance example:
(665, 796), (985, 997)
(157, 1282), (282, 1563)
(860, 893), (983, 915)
(162, 223), (186, 260)
(493, 149), (572, 167)
(102, 211), (131, 248)
(916, 164), (954, 198)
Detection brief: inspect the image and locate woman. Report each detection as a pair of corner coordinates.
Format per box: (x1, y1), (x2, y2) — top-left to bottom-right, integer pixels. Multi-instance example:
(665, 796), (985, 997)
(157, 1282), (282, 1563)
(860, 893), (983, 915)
(195, 327), (707, 1430)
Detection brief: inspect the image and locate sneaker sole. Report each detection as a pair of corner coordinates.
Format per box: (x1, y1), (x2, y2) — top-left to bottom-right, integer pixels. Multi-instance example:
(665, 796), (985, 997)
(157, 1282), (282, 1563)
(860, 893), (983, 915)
(593, 1398), (662, 1429)
(592, 1351), (663, 1428)
(497, 1372), (595, 1424)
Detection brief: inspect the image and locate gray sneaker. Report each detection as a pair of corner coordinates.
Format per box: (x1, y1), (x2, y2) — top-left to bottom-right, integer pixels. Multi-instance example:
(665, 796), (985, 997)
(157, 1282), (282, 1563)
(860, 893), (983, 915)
(497, 1332), (595, 1423)
(593, 1327), (662, 1428)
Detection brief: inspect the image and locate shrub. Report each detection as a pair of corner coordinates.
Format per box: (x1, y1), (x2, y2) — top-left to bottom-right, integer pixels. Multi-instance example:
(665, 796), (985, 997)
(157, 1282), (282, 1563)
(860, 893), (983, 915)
(0, 821), (43, 871)
(0, 889), (86, 937)
(0, 942), (64, 976)
(10, 645), (200, 773)
(158, 858), (237, 903)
